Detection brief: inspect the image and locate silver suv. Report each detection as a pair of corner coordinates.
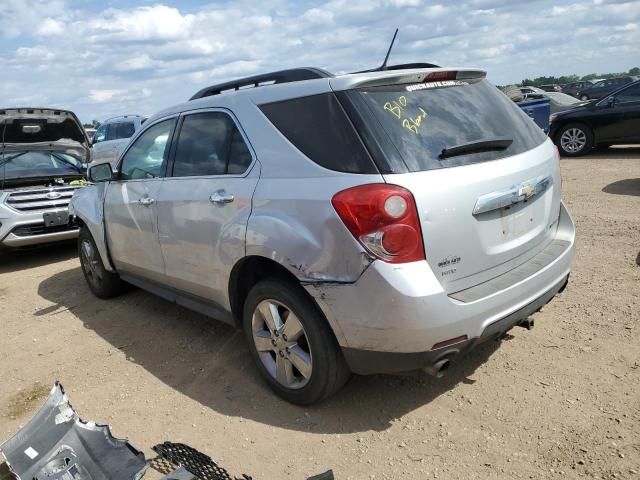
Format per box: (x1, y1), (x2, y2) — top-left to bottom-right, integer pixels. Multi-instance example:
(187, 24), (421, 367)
(90, 115), (145, 167)
(70, 66), (576, 404)
(1, 108), (89, 249)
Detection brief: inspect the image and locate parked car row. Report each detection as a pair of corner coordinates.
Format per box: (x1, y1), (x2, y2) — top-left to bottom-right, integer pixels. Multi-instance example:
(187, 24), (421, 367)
(523, 76), (638, 100)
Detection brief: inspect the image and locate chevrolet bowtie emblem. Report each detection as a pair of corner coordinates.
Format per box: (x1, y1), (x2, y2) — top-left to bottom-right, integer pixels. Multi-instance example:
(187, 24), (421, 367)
(519, 184), (535, 199)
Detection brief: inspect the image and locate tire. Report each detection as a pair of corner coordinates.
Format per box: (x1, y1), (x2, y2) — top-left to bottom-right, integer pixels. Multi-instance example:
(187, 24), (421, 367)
(555, 123), (594, 157)
(78, 227), (124, 299)
(580, 94), (589, 101)
(243, 278), (350, 405)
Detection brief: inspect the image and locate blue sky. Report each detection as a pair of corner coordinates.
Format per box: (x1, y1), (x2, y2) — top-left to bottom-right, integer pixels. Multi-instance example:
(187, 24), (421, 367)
(1, 0), (638, 122)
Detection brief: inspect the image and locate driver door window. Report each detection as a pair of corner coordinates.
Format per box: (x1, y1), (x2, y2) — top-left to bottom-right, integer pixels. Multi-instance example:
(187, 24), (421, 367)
(119, 118), (175, 180)
(615, 83), (640, 104)
(93, 124), (107, 143)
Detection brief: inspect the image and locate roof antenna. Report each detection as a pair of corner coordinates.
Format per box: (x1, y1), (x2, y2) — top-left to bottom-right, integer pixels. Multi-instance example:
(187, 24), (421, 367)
(376, 28), (399, 71)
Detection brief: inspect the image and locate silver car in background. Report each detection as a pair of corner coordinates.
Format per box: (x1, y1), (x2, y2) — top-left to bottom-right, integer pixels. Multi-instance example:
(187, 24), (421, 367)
(90, 115), (145, 167)
(0, 108), (89, 249)
(70, 66), (575, 404)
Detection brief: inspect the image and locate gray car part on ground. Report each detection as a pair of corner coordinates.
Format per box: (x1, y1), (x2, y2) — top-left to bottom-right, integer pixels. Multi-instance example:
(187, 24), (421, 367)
(0, 382), (147, 480)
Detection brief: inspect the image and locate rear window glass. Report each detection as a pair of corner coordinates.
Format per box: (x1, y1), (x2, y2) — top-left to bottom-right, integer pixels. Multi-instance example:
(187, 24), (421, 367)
(351, 79), (547, 172)
(259, 93), (377, 174)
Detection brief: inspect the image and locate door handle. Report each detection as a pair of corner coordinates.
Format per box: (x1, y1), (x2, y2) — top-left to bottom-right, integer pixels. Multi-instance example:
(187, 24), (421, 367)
(209, 191), (234, 205)
(138, 197), (155, 206)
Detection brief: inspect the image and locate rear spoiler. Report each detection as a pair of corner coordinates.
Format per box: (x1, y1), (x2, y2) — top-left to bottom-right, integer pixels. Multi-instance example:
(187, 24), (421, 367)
(330, 69), (487, 91)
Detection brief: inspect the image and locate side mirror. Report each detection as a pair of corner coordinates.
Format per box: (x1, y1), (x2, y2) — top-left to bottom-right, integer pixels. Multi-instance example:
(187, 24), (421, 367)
(607, 96), (616, 107)
(88, 163), (113, 182)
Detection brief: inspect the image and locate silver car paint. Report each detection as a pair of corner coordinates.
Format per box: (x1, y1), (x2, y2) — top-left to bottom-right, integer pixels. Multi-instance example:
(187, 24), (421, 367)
(70, 67), (576, 359)
(307, 202), (574, 352)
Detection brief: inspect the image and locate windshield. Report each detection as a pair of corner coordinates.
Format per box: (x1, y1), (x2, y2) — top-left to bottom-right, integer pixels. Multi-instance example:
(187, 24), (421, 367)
(546, 92), (581, 105)
(350, 78), (547, 172)
(0, 151), (83, 179)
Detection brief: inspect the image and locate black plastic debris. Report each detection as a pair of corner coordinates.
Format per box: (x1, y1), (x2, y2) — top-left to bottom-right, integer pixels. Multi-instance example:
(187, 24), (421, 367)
(153, 442), (252, 480)
(307, 471), (334, 480)
(0, 382), (147, 480)
(161, 466), (198, 480)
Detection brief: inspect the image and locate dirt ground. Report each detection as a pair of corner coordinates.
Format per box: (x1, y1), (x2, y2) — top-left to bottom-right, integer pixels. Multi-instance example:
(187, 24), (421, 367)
(1, 147), (639, 480)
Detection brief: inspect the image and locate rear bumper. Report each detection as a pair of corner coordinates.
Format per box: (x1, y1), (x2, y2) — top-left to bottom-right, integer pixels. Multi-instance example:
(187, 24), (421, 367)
(306, 201), (575, 374)
(341, 274), (568, 374)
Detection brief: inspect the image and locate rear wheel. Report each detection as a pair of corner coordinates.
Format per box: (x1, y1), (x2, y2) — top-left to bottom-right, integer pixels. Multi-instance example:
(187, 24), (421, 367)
(555, 123), (594, 157)
(78, 227), (124, 298)
(243, 278), (350, 405)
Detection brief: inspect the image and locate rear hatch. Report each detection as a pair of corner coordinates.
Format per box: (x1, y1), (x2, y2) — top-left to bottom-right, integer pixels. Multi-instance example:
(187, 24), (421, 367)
(333, 71), (561, 292)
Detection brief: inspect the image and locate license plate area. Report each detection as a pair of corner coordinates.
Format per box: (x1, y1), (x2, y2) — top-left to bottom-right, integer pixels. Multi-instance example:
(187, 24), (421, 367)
(43, 209), (69, 227)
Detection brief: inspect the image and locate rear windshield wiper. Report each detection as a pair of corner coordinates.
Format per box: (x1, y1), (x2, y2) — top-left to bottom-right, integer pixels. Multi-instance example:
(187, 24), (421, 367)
(439, 137), (513, 160)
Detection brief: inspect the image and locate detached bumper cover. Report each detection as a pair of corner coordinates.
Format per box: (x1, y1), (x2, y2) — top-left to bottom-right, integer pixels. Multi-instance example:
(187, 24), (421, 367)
(0, 382), (147, 480)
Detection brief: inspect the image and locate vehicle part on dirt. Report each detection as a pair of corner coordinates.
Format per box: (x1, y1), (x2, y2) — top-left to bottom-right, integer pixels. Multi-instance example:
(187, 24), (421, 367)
(78, 227), (124, 298)
(160, 466), (198, 480)
(243, 279), (350, 405)
(0, 382), (147, 480)
(306, 471), (335, 480)
(153, 442), (252, 480)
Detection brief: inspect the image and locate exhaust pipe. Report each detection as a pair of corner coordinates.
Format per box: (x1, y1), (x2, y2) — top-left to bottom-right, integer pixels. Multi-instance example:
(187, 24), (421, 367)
(519, 318), (535, 330)
(422, 358), (451, 378)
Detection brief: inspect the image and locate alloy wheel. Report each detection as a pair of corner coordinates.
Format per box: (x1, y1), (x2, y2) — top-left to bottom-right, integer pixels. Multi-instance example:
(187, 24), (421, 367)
(560, 127), (587, 154)
(80, 239), (103, 288)
(251, 299), (313, 389)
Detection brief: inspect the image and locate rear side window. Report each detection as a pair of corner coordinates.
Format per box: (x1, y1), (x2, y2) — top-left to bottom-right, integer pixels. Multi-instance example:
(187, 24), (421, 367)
(172, 112), (252, 177)
(259, 93), (377, 174)
(615, 83), (640, 103)
(346, 79), (547, 172)
(107, 122), (135, 140)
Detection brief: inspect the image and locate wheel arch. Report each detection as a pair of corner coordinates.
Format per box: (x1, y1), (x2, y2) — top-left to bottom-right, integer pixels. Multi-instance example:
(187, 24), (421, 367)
(228, 255), (308, 328)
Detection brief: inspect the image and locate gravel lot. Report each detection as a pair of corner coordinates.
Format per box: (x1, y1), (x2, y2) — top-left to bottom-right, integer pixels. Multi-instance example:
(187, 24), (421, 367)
(1, 147), (639, 479)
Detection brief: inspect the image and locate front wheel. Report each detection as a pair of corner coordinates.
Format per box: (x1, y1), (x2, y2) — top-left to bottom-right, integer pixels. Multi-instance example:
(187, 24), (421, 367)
(555, 123), (594, 157)
(78, 227), (125, 298)
(243, 278), (350, 405)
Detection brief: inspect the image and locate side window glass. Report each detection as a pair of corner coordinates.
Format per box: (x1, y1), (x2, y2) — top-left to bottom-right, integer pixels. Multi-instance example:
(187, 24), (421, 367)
(94, 124), (107, 143)
(119, 118), (175, 180)
(116, 122), (136, 139)
(105, 123), (118, 141)
(172, 112), (252, 177)
(615, 83), (640, 104)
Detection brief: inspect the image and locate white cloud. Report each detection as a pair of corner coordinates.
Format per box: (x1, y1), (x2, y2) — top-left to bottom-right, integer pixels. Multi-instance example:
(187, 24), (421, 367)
(36, 18), (64, 36)
(0, 0), (638, 122)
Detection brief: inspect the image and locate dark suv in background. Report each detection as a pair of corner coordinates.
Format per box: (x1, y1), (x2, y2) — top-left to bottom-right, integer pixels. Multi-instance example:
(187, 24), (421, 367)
(577, 77), (637, 101)
(562, 81), (594, 98)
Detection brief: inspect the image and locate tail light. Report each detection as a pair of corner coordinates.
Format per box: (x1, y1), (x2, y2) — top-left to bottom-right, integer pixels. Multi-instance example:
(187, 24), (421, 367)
(332, 184), (425, 264)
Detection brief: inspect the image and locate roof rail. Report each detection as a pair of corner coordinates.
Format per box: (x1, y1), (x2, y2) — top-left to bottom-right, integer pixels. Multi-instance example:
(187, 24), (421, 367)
(189, 67), (333, 100)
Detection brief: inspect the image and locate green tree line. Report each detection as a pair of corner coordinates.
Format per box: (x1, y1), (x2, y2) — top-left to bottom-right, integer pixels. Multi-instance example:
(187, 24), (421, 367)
(521, 66), (639, 87)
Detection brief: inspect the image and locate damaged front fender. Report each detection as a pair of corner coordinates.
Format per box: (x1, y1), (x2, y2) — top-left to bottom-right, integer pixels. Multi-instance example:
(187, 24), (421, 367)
(69, 183), (114, 272)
